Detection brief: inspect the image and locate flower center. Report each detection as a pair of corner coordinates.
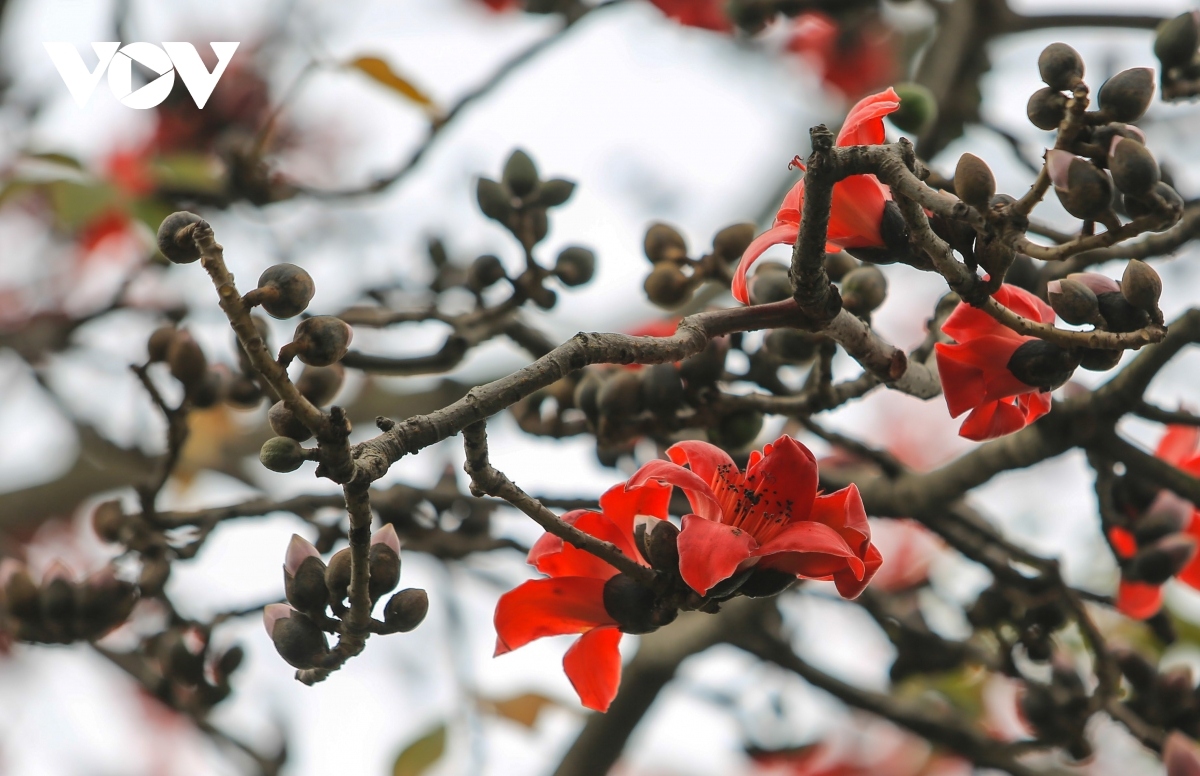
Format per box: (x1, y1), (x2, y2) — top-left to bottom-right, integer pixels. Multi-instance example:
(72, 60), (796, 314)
(708, 463), (793, 544)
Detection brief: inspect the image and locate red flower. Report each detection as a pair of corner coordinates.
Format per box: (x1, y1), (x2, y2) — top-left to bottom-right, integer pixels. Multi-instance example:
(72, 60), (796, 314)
(493, 481), (671, 712)
(732, 88), (900, 304)
(1155, 425), (1200, 588)
(476, 0), (518, 10)
(786, 13), (898, 99)
(648, 0), (731, 32)
(628, 435), (881, 597)
(934, 284), (1056, 441)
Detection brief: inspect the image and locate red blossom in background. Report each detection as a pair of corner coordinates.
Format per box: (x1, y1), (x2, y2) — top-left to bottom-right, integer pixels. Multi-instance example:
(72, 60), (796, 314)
(934, 284), (1056, 441)
(786, 13), (899, 99)
(475, 0), (519, 11)
(629, 435), (881, 597)
(732, 88), (900, 304)
(648, 0), (732, 32)
(493, 480), (671, 712)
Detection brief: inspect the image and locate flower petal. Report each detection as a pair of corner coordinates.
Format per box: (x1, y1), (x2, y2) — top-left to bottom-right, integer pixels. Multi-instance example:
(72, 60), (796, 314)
(1157, 425), (1200, 466)
(743, 435), (819, 523)
(627, 459), (723, 522)
(993, 284), (1055, 325)
(827, 174), (888, 248)
(958, 398), (1034, 441)
(753, 520), (863, 583)
(808, 484), (871, 549)
(1116, 579), (1163, 621)
(598, 479), (672, 550)
(1177, 513), (1200, 589)
(837, 87), (901, 147)
(562, 625), (624, 712)
(732, 224), (800, 304)
(833, 541), (883, 598)
(493, 577), (614, 655)
(529, 511), (632, 580)
(666, 439), (738, 489)
(677, 514), (758, 595)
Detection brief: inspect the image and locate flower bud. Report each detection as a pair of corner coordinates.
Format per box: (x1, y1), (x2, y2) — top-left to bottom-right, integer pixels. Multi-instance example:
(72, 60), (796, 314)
(573, 370), (603, 426)
(1046, 278), (1100, 325)
(92, 500), (125, 543)
(502, 149), (539, 197)
(226, 375), (264, 408)
(156, 211), (203, 264)
(597, 370), (644, 418)
(1097, 291), (1150, 332)
(138, 556), (170, 597)
(889, 82), (938, 134)
(1121, 259), (1162, 314)
(1109, 138), (1160, 197)
(467, 254), (506, 292)
(167, 329), (208, 393)
(738, 569), (797, 598)
(268, 401), (312, 442)
(250, 264), (315, 319)
(1027, 87), (1068, 130)
(1128, 534), (1197, 585)
(1111, 645), (1158, 691)
(284, 535), (328, 614)
(1124, 181), (1185, 225)
(1156, 12), (1200, 70)
(644, 223), (688, 264)
(263, 604), (328, 669)
(476, 178), (512, 222)
(640, 363), (684, 415)
(296, 363), (344, 406)
(840, 265), (887, 316)
(77, 566), (135, 623)
(711, 223), (756, 263)
(282, 316), (353, 367)
(1097, 68), (1156, 123)
(643, 519), (679, 572)
(602, 574), (674, 634)
(679, 337), (728, 386)
(216, 645), (245, 679)
(1038, 43), (1084, 90)
(553, 246), (596, 287)
(146, 324), (177, 363)
(1006, 339), (1078, 391)
(954, 153), (996, 210)
(369, 524), (402, 602)
(707, 410), (764, 450)
(383, 588), (429, 632)
(1065, 272), (1120, 296)
(39, 564), (76, 621)
(823, 251), (858, 282)
(533, 178), (575, 208)
(3, 563), (39, 620)
(260, 436), (307, 473)
(763, 328), (819, 363)
(748, 267), (793, 305)
(644, 264), (691, 307)
(1078, 347), (1122, 372)
(1053, 156), (1113, 221)
(1164, 732), (1200, 776)
(325, 547), (352, 605)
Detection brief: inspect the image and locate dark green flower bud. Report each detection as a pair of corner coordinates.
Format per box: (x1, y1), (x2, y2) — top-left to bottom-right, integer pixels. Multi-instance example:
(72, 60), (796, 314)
(708, 410), (763, 449)
(159, 628), (205, 684)
(597, 370), (644, 418)
(602, 574), (674, 634)
(3, 563), (39, 620)
(966, 585), (1010, 628)
(296, 363), (344, 406)
(216, 645), (245, 679)
(1027, 87), (1068, 130)
(1128, 534), (1197, 584)
(738, 569), (796, 598)
(225, 375), (264, 408)
(1097, 68), (1156, 123)
(644, 223), (688, 264)
(644, 264), (691, 307)
(534, 178), (575, 207)
(711, 223), (756, 263)
(1078, 347), (1122, 371)
(268, 401), (312, 442)
(281, 316), (353, 367)
(840, 265), (888, 316)
(39, 564), (75, 621)
(167, 329), (208, 393)
(643, 518), (679, 573)
(1006, 339), (1078, 391)
(764, 328), (819, 363)
(467, 254), (507, 292)
(954, 152), (996, 210)
(147, 324), (177, 363)
(1124, 181), (1185, 225)
(325, 547), (351, 605)
(91, 500), (125, 544)
(384, 588), (429, 632)
(248, 264), (315, 319)
(1156, 12), (1200, 70)
(1055, 158), (1113, 221)
(1109, 138), (1160, 197)
(260, 436), (307, 473)
(368, 525), (401, 603)
(1121, 259), (1162, 314)
(554, 246), (596, 287)
(263, 605), (328, 669)
(476, 178), (512, 222)
(502, 149), (539, 197)
(640, 363), (684, 415)
(1097, 291), (1151, 332)
(76, 567), (136, 634)
(1038, 43), (1084, 90)
(284, 535), (329, 614)
(1112, 646), (1158, 691)
(748, 267), (793, 305)
(528, 283), (557, 310)
(679, 337), (728, 386)
(823, 251), (859, 282)
(527, 208), (549, 245)
(573, 370), (603, 426)
(189, 369), (224, 409)
(1046, 278), (1100, 326)
(138, 556), (170, 597)
(156, 211), (203, 264)
(889, 82), (938, 134)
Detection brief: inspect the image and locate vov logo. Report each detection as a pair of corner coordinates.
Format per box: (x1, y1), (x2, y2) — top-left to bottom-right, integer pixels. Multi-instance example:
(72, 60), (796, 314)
(43, 42), (239, 109)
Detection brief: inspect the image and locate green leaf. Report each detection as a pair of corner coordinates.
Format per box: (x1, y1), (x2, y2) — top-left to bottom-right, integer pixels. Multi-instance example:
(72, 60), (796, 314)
(392, 724), (446, 776)
(348, 56), (436, 112)
(25, 152), (85, 170)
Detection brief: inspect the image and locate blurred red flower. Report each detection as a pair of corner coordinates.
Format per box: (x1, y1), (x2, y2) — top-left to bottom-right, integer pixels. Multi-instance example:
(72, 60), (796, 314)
(732, 88), (900, 304)
(629, 435), (881, 597)
(934, 284), (1055, 441)
(787, 12), (898, 99)
(649, 0), (731, 32)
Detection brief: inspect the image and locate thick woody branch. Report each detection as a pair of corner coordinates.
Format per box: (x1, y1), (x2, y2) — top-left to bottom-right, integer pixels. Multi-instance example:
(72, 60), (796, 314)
(790, 125), (841, 322)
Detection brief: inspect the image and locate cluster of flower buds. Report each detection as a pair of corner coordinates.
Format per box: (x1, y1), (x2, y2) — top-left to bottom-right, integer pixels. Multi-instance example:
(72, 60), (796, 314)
(1018, 656), (1092, 760)
(145, 323), (228, 407)
(1112, 647), (1200, 739)
(0, 559), (136, 644)
(258, 361), (346, 470)
(642, 222), (755, 309)
(967, 578), (1069, 663)
(1046, 263), (1163, 366)
(1156, 12), (1200, 99)
(1023, 43), (1182, 232)
(150, 625), (245, 709)
(264, 528), (428, 670)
